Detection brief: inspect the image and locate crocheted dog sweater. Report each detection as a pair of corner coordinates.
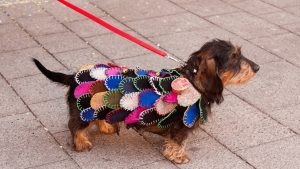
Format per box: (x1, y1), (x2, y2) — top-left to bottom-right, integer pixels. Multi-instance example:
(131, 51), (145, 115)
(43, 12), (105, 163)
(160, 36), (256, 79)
(74, 63), (207, 128)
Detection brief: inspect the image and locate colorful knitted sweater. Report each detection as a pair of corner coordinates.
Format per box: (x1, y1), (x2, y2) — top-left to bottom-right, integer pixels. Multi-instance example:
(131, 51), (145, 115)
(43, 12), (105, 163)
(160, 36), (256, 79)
(74, 63), (207, 129)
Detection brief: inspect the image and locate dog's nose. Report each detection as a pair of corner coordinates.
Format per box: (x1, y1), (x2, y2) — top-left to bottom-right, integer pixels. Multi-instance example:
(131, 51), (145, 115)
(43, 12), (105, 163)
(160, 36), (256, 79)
(252, 64), (260, 73)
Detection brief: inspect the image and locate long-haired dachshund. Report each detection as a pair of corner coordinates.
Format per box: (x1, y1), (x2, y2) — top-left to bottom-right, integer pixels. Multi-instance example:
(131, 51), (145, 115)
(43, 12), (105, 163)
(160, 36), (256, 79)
(33, 39), (259, 164)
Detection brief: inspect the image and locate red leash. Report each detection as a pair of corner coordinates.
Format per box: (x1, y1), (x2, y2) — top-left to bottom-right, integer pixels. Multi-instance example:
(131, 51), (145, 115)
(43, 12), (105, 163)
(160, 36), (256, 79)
(58, 0), (170, 58)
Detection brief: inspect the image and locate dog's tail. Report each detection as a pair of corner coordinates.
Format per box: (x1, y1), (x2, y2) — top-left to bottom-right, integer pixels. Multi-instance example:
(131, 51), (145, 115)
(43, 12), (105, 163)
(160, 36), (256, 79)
(33, 58), (74, 86)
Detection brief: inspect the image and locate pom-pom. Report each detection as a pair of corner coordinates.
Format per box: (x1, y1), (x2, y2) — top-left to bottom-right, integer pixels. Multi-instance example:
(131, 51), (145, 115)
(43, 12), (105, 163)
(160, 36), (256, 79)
(106, 108), (131, 124)
(139, 108), (162, 126)
(90, 67), (107, 80)
(75, 69), (96, 84)
(76, 94), (92, 111)
(74, 82), (93, 98)
(139, 89), (160, 108)
(120, 92), (139, 111)
(119, 77), (139, 94)
(149, 77), (163, 95)
(80, 107), (96, 122)
(96, 106), (113, 120)
(90, 92), (106, 110)
(103, 90), (123, 109)
(125, 107), (146, 124)
(183, 103), (199, 128)
(154, 96), (177, 115)
(177, 86), (201, 107)
(89, 80), (107, 95)
(163, 91), (177, 103)
(135, 69), (147, 76)
(157, 109), (181, 129)
(104, 75), (123, 90)
(105, 67), (121, 76)
(134, 76), (152, 91)
(159, 76), (177, 94)
(171, 77), (191, 94)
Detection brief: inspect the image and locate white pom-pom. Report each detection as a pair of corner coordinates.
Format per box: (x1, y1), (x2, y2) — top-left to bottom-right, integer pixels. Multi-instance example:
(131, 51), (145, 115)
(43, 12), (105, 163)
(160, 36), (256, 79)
(120, 92), (139, 111)
(90, 67), (107, 80)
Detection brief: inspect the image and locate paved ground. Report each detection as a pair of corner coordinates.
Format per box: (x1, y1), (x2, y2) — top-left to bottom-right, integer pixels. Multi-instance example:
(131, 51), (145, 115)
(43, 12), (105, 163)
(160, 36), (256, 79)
(0, 0), (300, 168)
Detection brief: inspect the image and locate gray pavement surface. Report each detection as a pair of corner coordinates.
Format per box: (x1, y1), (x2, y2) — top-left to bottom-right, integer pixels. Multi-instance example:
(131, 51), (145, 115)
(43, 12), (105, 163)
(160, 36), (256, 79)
(0, 0), (300, 168)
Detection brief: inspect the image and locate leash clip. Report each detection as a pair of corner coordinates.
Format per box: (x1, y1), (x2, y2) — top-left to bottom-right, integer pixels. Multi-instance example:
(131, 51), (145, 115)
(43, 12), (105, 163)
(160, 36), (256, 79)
(166, 54), (186, 66)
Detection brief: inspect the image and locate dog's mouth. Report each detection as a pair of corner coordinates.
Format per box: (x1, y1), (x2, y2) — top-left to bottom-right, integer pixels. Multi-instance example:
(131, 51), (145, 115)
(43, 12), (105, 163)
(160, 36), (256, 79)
(220, 62), (259, 86)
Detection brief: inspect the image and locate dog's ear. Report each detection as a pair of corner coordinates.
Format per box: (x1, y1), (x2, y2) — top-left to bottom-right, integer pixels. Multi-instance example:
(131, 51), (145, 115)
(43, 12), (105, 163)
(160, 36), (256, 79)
(195, 57), (224, 104)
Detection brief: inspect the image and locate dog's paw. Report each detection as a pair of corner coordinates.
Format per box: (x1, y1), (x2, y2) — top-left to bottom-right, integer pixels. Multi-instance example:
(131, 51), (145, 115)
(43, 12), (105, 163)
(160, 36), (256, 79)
(75, 139), (92, 152)
(97, 120), (118, 134)
(163, 140), (190, 164)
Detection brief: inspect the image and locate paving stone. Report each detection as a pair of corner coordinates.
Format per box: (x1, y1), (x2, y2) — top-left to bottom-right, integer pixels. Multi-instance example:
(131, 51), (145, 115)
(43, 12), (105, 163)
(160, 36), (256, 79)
(169, 0), (198, 4)
(132, 160), (177, 169)
(237, 136), (300, 169)
(150, 31), (209, 60)
(65, 17), (130, 38)
(251, 33), (300, 67)
(17, 14), (67, 36)
(179, 137), (253, 169)
(86, 31), (152, 59)
(150, 27), (280, 64)
(126, 12), (212, 38)
(201, 95), (294, 151)
(29, 98), (69, 134)
(0, 23), (38, 52)
(228, 61), (300, 112)
(260, 0), (300, 8)
(282, 22), (300, 35)
(0, 113), (68, 168)
(0, 47), (65, 80)
(284, 6), (300, 17)
(114, 53), (180, 71)
(231, 0), (280, 15)
(29, 159), (79, 169)
(9, 74), (68, 104)
(0, 76), (28, 117)
(259, 11), (300, 25)
(36, 31), (88, 54)
(0, 12), (11, 24)
(179, 0), (239, 17)
(207, 12), (287, 39)
(89, 0), (184, 22)
(39, 0), (106, 23)
(270, 104), (300, 134)
(54, 47), (111, 72)
(3, 2), (46, 18)
(54, 129), (164, 169)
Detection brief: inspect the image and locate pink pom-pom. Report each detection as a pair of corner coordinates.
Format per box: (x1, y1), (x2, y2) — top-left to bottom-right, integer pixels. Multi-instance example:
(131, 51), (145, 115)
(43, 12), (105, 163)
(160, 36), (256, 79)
(163, 91), (178, 103)
(105, 67), (121, 76)
(74, 82), (93, 98)
(125, 107), (146, 124)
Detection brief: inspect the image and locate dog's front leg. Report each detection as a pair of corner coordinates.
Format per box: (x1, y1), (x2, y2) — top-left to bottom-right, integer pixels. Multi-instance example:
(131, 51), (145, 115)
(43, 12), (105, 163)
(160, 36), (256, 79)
(163, 126), (190, 164)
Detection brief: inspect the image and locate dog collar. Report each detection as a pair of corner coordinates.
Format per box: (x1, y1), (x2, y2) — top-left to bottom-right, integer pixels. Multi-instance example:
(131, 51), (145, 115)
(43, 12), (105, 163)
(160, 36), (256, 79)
(74, 63), (208, 128)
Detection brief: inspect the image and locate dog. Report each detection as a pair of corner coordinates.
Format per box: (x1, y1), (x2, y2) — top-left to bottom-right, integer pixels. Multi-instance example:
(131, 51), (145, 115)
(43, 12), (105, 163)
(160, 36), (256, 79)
(33, 39), (259, 164)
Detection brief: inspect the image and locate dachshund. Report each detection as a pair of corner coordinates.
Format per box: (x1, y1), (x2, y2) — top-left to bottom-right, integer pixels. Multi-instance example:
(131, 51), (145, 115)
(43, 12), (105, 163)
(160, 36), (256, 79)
(33, 39), (259, 164)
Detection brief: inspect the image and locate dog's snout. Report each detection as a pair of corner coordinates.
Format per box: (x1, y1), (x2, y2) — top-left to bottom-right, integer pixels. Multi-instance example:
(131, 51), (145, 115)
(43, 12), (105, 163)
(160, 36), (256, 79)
(252, 64), (260, 73)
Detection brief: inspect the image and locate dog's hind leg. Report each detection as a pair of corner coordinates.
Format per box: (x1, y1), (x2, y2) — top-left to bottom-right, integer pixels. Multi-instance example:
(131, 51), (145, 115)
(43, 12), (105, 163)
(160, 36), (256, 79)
(163, 125), (190, 164)
(68, 100), (93, 152)
(96, 120), (119, 135)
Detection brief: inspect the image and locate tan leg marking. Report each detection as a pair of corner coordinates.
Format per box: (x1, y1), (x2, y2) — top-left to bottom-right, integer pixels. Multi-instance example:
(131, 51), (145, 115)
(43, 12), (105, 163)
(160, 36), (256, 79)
(74, 122), (95, 152)
(163, 138), (189, 164)
(97, 120), (118, 134)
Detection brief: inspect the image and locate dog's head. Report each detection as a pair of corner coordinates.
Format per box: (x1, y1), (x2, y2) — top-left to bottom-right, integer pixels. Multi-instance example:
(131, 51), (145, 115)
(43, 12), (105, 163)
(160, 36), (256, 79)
(182, 39), (259, 104)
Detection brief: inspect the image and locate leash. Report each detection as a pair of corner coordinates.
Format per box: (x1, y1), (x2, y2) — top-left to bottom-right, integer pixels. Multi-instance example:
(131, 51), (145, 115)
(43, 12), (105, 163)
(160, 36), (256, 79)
(57, 0), (184, 64)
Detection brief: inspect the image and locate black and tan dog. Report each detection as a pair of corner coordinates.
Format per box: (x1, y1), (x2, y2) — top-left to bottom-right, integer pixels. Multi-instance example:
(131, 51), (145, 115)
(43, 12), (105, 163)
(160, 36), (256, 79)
(33, 39), (259, 164)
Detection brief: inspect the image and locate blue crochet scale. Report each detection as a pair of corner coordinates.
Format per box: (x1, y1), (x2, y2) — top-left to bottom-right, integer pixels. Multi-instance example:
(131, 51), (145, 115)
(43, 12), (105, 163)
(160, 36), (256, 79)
(74, 63), (208, 128)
